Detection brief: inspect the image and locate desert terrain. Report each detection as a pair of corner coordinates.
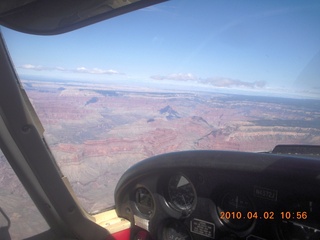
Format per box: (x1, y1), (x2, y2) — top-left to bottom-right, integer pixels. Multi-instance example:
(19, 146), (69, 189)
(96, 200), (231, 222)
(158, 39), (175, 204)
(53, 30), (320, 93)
(23, 80), (320, 212)
(1, 79), (319, 238)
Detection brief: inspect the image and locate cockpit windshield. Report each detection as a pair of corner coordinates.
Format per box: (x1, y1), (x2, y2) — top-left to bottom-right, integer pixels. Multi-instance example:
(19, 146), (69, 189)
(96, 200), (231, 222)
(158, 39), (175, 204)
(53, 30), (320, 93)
(1, 0), (320, 214)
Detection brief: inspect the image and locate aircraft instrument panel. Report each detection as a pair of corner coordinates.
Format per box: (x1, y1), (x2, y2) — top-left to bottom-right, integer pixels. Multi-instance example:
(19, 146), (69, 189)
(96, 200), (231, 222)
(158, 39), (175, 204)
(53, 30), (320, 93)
(114, 150), (320, 240)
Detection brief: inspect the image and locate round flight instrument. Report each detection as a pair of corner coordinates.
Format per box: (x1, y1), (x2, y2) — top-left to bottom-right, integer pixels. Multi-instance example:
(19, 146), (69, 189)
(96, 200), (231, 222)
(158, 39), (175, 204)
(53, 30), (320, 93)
(167, 174), (196, 214)
(135, 187), (155, 217)
(217, 191), (255, 231)
(162, 220), (193, 240)
(278, 200), (320, 240)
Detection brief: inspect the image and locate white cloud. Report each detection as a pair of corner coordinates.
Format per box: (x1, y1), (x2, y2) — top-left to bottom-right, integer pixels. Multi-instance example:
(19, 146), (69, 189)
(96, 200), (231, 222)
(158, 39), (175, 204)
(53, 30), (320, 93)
(75, 67), (88, 73)
(20, 64), (50, 71)
(151, 73), (198, 81)
(201, 78), (266, 88)
(55, 66), (67, 71)
(74, 67), (120, 74)
(169, 73), (198, 81)
(19, 64), (120, 75)
(151, 73), (266, 89)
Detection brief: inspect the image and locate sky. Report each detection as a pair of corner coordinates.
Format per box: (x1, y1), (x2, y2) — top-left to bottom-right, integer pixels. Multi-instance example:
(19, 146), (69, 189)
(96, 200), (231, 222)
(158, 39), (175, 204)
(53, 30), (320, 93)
(1, 0), (320, 98)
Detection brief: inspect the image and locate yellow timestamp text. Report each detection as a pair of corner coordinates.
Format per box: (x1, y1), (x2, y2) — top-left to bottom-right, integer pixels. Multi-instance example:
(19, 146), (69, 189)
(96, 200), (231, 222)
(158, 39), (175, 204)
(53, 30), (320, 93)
(219, 211), (308, 220)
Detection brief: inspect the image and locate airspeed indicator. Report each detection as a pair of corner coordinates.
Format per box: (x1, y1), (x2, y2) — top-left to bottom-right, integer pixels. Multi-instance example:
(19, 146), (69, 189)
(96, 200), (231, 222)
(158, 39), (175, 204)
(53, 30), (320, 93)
(167, 174), (196, 215)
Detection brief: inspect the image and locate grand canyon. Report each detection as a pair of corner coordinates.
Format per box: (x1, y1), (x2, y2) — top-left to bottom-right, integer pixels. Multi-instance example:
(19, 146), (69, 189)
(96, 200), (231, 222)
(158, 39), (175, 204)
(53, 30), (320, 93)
(1, 79), (319, 238)
(23, 79), (320, 211)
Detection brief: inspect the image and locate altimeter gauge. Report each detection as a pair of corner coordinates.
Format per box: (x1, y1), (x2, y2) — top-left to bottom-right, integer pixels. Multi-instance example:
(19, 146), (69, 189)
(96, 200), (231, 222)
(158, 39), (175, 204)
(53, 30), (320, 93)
(167, 174), (196, 215)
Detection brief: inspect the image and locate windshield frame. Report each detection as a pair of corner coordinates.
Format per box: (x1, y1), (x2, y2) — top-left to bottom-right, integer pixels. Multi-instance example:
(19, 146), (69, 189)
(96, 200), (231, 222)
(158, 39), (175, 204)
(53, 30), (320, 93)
(1, 0), (320, 238)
